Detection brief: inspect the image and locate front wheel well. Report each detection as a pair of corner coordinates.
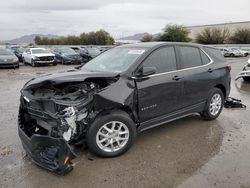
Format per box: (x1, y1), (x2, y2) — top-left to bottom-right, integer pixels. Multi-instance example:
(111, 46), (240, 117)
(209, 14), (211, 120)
(214, 84), (226, 99)
(96, 106), (137, 124)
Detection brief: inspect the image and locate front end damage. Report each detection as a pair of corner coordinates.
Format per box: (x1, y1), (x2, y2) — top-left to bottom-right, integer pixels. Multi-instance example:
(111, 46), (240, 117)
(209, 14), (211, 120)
(18, 70), (124, 174)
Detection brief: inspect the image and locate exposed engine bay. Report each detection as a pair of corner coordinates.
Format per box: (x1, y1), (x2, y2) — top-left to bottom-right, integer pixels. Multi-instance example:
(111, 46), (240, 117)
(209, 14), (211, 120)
(18, 71), (123, 174)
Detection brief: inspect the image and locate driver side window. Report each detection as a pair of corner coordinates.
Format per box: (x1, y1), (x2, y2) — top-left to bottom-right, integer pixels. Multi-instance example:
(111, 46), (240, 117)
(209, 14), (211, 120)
(142, 46), (177, 74)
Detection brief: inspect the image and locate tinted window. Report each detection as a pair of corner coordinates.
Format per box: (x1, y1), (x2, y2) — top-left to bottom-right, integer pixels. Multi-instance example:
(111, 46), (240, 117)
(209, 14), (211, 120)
(200, 50), (211, 65)
(179, 46), (202, 68)
(143, 46), (177, 73)
(204, 47), (225, 62)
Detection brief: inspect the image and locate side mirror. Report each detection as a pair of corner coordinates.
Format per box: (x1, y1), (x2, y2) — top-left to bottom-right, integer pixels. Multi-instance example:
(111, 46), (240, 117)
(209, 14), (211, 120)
(135, 67), (156, 77)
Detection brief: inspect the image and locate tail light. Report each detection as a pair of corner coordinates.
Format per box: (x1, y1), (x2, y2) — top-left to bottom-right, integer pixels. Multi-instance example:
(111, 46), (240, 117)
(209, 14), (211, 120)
(227, 64), (231, 72)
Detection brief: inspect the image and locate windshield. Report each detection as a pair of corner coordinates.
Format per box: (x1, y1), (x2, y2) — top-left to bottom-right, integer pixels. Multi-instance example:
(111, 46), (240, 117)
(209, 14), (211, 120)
(31, 48), (50, 54)
(59, 48), (77, 55)
(82, 47), (147, 73)
(87, 48), (101, 55)
(0, 49), (14, 56)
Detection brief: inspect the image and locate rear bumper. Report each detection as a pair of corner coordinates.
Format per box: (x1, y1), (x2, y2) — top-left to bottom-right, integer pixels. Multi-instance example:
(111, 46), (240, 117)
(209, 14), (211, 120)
(18, 107), (76, 175)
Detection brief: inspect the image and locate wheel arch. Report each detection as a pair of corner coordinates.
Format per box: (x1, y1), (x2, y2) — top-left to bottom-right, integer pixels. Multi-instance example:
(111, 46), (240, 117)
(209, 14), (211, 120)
(214, 84), (226, 99)
(95, 105), (138, 126)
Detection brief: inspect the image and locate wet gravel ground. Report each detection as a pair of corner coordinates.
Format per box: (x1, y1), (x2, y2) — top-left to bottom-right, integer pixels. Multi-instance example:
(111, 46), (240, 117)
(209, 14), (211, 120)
(0, 58), (249, 188)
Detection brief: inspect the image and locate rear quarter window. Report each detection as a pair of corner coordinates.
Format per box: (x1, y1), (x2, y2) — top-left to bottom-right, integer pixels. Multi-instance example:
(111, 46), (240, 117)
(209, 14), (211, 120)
(200, 50), (211, 65)
(179, 46), (203, 69)
(203, 47), (226, 63)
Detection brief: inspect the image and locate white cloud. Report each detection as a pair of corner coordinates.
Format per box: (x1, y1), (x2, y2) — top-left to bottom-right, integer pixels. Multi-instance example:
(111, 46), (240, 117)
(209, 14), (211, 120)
(0, 0), (250, 40)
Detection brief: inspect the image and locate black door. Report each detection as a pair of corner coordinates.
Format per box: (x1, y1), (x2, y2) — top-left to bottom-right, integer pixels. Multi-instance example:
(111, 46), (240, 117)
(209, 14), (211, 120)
(135, 46), (184, 123)
(177, 45), (213, 108)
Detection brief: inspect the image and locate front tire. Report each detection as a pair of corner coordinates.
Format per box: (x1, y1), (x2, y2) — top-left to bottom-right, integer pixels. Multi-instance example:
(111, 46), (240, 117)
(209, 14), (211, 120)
(61, 58), (65, 65)
(31, 59), (37, 67)
(201, 88), (224, 120)
(87, 111), (136, 157)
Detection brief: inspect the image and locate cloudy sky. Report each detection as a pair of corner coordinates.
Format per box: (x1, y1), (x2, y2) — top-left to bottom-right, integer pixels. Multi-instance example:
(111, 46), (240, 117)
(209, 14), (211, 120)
(1, 0), (250, 40)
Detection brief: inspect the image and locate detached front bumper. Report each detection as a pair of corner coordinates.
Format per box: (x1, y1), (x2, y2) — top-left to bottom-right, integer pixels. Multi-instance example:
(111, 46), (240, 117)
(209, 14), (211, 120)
(235, 64), (250, 81)
(18, 107), (76, 175)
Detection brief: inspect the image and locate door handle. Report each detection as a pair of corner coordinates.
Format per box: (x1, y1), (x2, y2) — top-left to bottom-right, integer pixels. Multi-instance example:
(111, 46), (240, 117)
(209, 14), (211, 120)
(208, 68), (213, 73)
(172, 75), (182, 81)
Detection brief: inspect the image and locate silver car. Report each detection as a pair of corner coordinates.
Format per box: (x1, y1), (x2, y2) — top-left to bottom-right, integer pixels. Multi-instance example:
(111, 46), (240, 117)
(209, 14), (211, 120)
(0, 48), (19, 68)
(220, 48), (242, 57)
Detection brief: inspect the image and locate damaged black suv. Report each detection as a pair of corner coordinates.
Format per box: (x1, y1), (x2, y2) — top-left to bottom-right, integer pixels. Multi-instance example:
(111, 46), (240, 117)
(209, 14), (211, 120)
(18, 42), (231, 174)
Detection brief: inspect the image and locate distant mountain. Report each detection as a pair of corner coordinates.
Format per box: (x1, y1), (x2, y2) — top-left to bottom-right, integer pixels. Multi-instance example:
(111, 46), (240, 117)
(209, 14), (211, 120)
(1, 34), (60, 44)
(119, 33), (149, 41)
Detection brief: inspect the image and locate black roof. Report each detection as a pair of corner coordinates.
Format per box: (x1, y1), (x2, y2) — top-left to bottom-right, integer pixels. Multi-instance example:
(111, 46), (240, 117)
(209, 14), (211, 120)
(118, 42), (204, 48)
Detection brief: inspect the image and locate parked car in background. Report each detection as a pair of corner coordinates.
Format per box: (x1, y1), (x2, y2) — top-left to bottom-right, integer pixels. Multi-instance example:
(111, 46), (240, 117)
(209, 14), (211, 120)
(97, 46), (113, 53)
(0, 48), (19, 68)
(22, 48), (56, 67)
(8, 45), (20, 52)
(78, 47), (101, 62)
(53, 47), (83, 65)
(70, 46), (101, 62)
(231, 48), (249, 57)
(18, 42), (231, 174)
(235, 58), (250, 82)
(220, 48), (242, 57)
(13, 47), (26, 62)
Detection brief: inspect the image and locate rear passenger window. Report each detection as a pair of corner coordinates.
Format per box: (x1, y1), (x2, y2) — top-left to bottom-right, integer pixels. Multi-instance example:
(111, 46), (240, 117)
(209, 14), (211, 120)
(143, 46), (177, 73)
(179, 46), (202, 68)
(200, 50), (211, 65)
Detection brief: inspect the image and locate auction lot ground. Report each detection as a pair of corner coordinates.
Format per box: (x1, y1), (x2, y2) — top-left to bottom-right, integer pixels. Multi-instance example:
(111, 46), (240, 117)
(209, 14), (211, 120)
(0, 57), (249, 188)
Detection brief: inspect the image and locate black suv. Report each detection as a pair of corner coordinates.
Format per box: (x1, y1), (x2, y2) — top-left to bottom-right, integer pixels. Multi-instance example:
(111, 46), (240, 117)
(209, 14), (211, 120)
(18, 42), (231, 174)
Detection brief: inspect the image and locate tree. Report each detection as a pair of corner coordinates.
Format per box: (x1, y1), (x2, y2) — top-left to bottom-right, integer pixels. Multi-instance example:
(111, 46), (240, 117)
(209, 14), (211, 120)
(34, 36), (42, 45)
(156, 24), (191, 42)
(230, 28), (250, 44)
(34, 30), (115, 45)
(141, 34), (153, 42)
(196, 27), (230, 44)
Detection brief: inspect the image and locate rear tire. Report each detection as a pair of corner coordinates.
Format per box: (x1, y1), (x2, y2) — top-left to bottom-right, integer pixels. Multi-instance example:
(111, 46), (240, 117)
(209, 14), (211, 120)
(201, 88), (224, 120)
(230, 53), (235, 57)
(87, 110), (136, 157)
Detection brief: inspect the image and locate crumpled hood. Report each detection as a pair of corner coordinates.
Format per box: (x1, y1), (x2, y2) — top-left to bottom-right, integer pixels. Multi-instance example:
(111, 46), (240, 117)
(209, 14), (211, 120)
(23, 69), (118, 90)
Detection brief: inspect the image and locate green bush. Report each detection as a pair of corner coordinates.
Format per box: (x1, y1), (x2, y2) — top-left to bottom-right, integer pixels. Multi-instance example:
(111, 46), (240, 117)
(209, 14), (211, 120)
(230, 28), (250, 44)
(141, 34), (154, 42)
(34, 30), (114, 45)
(196, 27), (230, 44)
(155, 24), (191, 42)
